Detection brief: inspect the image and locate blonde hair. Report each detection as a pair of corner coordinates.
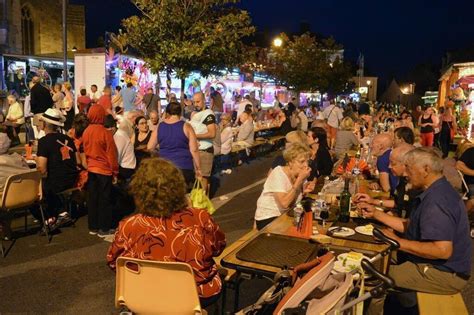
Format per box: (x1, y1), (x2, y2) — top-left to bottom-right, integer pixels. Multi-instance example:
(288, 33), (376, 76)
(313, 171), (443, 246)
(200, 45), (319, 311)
(283, 142), (311, 163)
(7, 94), (17, 102)
(340, 117), (354, 131)
(63, 82), (72, 91)
(285, 130), (309, 146)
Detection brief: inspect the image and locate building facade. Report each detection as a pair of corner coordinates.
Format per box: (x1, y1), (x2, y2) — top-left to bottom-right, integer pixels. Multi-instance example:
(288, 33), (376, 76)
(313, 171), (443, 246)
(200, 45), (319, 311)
(0, 0), (85, 55)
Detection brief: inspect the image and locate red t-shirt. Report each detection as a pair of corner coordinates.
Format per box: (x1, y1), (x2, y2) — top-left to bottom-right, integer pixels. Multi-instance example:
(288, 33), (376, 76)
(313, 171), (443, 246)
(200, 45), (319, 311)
(97, 95), (112, 113)
(77, 95), (92, 113)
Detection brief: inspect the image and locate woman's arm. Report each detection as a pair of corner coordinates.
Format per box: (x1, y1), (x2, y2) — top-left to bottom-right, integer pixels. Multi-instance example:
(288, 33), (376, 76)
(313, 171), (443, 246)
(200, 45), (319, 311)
(147, 128), (158, 151)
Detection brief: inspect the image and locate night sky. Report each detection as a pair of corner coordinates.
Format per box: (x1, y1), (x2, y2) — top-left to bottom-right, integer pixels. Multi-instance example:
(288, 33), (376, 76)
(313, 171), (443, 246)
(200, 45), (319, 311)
(70, 0), (474, 83)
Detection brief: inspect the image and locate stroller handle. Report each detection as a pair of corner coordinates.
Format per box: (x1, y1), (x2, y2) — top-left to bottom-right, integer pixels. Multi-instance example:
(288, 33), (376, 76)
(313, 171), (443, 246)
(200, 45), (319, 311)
(373, 227), (400, 250)
(361, 258), (395, 288)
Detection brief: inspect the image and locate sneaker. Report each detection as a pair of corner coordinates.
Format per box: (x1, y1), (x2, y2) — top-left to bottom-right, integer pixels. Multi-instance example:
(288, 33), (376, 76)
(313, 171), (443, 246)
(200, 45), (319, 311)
(89, 230), (99, 235)
(98, 229), (116, 238)
(56, 213), (72, 227)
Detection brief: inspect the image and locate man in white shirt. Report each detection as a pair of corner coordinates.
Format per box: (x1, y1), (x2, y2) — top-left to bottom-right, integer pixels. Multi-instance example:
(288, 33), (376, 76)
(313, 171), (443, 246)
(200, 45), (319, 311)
(322, 101), (343, 148)
(90, 84), (101, 104)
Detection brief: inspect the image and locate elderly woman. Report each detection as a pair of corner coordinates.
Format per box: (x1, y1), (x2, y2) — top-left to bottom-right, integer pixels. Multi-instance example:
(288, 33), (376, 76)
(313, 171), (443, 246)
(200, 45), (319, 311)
(52, 83), (64, 109)
(61, 82), (75, 131)
(4, 95), (25, 146)
(334, 117), (360, 159)
(107, 158), (226, 306)
(255, 143), (314, 230)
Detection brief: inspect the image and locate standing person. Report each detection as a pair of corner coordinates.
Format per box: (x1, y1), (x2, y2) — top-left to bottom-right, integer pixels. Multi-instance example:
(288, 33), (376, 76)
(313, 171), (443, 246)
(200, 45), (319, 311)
(235, 107), (255, 164)
(97, 86), (113, 115)
(147, 110), (159, 132)
(51, 83), (64, 109)
(61, 82), (75, 132)
(121, 83), (137, 112)
(112, 86), (123, 108)
(113, 118), (136, 182)
(322, 101), (343, 149)
(83, 105), (119, 237)
(418, 106), (436, 147)
(77, 87), (92, 114)
(433, 107), (442, 149)
(249, 90), (260, 112)
(191, 92), (216, 194)
(4, 95), (25, 146)
(412, 105), (423, 127)
(36, 108), (79, 231)
(219, 113), (233, 174)
(132, 116), (152, 167)
(90, 84), (101, 104)
(143, 87), (160, 114)
(30, 76), (53, 137)
(210, 86), (224, 113)
(439, 107), (457, 158)
(148, 102), (201, 187)
(183, 94), (195, 120)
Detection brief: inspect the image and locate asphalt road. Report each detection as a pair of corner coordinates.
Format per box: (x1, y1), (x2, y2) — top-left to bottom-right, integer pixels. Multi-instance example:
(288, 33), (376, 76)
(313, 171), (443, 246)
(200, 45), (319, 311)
(0, 152), (473, 314)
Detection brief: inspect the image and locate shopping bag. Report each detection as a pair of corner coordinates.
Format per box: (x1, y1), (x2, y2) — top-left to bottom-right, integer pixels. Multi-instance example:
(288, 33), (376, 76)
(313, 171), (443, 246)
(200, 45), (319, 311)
(190, 179), (216, 215)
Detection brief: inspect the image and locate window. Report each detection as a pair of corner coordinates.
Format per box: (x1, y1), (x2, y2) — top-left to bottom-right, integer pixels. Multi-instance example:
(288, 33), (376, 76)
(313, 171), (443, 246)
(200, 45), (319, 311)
(21, 6), (34, 54)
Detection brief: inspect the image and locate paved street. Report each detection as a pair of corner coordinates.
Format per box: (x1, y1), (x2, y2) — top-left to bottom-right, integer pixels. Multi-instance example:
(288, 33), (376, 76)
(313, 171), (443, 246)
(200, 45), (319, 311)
(0, 152), (473, 314)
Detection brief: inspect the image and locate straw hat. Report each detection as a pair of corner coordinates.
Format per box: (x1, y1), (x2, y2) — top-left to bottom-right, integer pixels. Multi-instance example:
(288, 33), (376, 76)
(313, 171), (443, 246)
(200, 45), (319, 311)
(40, 108), (66, 127)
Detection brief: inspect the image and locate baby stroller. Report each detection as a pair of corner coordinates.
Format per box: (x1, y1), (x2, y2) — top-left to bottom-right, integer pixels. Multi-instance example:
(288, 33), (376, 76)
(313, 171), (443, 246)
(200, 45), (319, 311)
(238, 228), (399, 315)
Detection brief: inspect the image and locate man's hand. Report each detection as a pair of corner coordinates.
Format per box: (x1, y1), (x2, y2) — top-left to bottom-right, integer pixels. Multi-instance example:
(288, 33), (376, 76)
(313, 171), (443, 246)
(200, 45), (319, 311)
(357, 202), (377, 219)
(354, 193), (374, 204)
(369, 182), (380, 190)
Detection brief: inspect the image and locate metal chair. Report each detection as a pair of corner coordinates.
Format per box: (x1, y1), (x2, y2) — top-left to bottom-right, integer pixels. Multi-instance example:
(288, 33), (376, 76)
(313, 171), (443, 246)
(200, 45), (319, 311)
(0, 171), (45, 257)
(115, 257), (205, 314)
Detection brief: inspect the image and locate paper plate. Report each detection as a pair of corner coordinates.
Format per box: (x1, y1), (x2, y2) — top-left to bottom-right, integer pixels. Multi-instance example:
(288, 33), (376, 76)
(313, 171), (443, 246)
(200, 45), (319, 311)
(355, 225), (374, 236)
(328, 226), (355, 237)
(333, 252), (370, 274)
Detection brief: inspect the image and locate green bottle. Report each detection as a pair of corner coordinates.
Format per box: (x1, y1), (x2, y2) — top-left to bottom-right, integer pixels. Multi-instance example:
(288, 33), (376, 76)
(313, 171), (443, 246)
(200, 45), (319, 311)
(339, 178), (351, 223)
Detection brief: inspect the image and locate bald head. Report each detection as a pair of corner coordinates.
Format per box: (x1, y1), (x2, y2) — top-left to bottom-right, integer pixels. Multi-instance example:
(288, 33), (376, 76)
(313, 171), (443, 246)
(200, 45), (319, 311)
(391, 144), (414, 163)
(193, 92), (206, 110)
(372, 133), (393, 156)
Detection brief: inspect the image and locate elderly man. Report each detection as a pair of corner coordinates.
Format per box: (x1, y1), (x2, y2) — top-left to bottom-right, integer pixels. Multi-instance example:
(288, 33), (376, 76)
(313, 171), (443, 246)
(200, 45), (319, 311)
(191, 92), (216, 193)
(370, 133), (398, 193)
(359, 147), (471, 314)
(143, 87), (160, 114)
(147, 110), (159, 132)
(355, 144), (419, 218)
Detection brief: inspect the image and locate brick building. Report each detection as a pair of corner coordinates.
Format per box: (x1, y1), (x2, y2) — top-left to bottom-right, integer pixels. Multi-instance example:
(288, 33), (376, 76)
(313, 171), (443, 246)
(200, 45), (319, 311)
(0, 0), (85, 55)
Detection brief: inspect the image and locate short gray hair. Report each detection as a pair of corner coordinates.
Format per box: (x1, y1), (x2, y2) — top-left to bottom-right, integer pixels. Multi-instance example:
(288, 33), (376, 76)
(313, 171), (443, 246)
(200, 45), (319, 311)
(405, 147), (443, 173)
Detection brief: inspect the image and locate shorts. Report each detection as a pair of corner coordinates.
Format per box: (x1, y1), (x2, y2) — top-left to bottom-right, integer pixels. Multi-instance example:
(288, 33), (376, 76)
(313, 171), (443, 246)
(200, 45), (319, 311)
(199, 150), (214, 177)
(327, 125), (338, 139)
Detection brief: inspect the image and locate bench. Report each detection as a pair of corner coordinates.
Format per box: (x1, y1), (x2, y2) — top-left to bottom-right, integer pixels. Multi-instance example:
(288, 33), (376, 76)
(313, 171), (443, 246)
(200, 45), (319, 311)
(417, 292), (468, 315)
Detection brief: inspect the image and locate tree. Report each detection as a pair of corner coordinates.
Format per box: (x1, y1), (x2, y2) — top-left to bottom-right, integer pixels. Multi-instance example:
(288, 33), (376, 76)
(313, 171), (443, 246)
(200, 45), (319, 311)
(122, 0), (255, 101)
(260, 33), (352, 98)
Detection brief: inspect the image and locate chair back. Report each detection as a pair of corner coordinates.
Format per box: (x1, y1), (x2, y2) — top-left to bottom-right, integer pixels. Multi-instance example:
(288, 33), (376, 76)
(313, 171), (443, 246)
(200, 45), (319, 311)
(115, 257), (203, 315)
(0, 171), (41, 211)
(458, 170), (469, 201)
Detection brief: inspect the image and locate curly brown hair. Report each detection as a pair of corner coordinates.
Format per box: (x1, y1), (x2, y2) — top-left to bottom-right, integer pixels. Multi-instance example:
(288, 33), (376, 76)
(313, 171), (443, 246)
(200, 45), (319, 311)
(130, 158), (188, 217)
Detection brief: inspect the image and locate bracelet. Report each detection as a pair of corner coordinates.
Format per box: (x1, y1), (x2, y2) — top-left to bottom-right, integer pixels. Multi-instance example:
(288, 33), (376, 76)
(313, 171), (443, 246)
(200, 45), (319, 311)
(379, 200), (384, 207)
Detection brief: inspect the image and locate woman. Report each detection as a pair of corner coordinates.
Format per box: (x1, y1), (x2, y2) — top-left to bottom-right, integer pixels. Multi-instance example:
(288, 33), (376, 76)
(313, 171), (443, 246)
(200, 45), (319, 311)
(254, 143), (313, 230)
(439, 107), (457, 158)
(418, 106), (436, 147)
(147, 102), (201, 187)
(51, 83), (64, 109)
(132, 116), (152, 166)
(219, 113), (234, 174)
(112, 86), (123, 108)
(334, 117), (360, 159)
(307, 127), (334, 178)
(4, 95), (25, 146)
(62, 82), (75, 131)
(107, 158), (226, 307)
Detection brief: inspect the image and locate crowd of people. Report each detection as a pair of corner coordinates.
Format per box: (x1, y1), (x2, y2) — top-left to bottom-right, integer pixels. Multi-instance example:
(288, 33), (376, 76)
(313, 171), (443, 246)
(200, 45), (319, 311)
(0, 79), (473, 312)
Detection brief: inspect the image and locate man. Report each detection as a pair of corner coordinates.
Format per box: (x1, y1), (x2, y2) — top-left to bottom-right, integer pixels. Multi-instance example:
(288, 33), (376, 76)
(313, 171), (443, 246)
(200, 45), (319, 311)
(322, 101), (343, 148)
(147, 110), (160, 132)
(121, 83), (137, 112)
(30, 76), (53, 138)
(249, 90), (260, 112)
(210, 87), (224, 113)
(393, 126), (415, 147)
(36, 108), (79, 231)
(359, 147), (471, 314)
(143, 87), (160, 114)
(235, 95), (253, 124)
(90, 84), (101, 104)
(191, 92), (216, 193)
(412, 105), (423, 127)
(97, 86), (113, 115)
(355, 144), (420, 218)
(370, 133), (398, 193)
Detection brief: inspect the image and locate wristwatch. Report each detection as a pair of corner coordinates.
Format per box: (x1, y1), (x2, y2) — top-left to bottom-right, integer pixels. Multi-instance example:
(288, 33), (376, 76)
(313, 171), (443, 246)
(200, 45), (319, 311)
(379, 200), (384, 207)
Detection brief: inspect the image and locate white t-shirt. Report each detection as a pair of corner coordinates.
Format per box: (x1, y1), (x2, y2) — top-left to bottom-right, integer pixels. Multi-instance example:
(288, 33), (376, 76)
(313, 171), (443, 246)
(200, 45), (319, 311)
(236, 100), (253, 120)
(114, 129), (137, 170)
(323, 105), (343, 129)
(255, 166), (302, 221)
(220, 126), (233, 155)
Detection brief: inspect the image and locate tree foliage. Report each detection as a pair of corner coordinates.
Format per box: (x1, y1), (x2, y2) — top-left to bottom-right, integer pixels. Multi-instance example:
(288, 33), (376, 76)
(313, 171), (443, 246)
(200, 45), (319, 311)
(259, 33), (352, 95)
(122, 0), (255, 79)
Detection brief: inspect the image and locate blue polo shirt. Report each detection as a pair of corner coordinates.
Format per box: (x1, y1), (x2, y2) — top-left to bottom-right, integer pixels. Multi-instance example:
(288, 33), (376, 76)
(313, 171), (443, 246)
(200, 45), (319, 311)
(405, 177), (472, 274)
(376, 149), (399, 194)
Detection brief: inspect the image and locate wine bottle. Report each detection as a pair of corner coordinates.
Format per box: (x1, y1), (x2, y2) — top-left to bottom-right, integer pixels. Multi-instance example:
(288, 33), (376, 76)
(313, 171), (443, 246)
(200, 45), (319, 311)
(339, 178), (351, 223)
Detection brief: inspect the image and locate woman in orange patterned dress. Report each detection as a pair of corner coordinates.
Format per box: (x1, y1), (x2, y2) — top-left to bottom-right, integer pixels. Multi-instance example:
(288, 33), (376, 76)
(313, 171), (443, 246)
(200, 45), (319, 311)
(107, 157), (226, 307)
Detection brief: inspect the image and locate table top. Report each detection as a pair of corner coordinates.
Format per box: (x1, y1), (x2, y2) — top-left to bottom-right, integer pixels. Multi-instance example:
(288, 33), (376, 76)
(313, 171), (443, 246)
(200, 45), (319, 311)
(221, 213), (390, 276)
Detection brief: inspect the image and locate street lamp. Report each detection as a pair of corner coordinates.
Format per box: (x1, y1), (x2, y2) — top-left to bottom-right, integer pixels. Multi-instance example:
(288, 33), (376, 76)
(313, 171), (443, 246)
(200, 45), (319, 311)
(366, 80), (372, 101)
(273, 37), (283, 48)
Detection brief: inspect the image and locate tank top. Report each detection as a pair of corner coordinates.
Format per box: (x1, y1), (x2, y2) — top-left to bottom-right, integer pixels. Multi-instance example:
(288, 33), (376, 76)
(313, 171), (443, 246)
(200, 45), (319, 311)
(158, 120), (194, 170)
(134, 131), (152, 164)
(420, 114), (433, 133)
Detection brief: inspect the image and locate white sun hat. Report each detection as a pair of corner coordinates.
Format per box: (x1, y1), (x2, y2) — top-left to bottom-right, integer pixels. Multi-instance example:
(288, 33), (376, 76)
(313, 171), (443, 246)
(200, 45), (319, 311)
(40, 108), (66, 127)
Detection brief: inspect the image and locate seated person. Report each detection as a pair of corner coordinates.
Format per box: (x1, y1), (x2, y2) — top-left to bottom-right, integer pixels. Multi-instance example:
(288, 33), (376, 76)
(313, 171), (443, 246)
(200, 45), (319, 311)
(334, 117), (360, 159)
(255, 143), (314, 230)
(370, 133), (398, 194)
(0, 133), (30, 240)
(358, 148), (471, 314)
(36, 109), (79, 232)
(307, 127), (333, 179)
(271, 130), (309, 170)
(355, 145), (420, 218)
(393, 126), (415, 147)
(234, 106), (254, 147)
(4, 95), (25, 146)
(107, 158), (226, 307)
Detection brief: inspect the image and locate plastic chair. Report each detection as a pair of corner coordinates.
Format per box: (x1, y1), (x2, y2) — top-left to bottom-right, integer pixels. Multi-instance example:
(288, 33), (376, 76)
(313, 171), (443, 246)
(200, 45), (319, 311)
(115, 257), (205, 314)
(458, 170), (469, 200)
(0, 171), (44, 257)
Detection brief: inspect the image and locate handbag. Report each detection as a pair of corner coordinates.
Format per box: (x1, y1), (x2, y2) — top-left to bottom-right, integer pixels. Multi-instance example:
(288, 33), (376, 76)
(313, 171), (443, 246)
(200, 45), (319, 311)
(190, 179), (216, 215)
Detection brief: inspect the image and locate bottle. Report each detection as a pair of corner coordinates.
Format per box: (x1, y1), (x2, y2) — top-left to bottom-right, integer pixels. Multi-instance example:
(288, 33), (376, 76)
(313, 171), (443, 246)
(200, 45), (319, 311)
(339, 178), (351, 223)
(293, 202), (304, 226)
